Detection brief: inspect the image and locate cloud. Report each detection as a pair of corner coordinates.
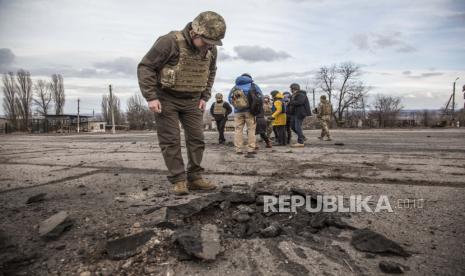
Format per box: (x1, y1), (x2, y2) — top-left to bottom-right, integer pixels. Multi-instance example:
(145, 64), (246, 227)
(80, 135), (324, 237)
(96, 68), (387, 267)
(396, 45), (417, 53)
(351, 34), (369, 51)
(233, 45), (291, 62)
(372, 32), (404, 48)
(0, 48), (15, 65)
(407, 72), (444, 79)
(402, 70), (411, 75)
(351, 32), (417, 53)
(93, 57), (137, 76)
(254, 70), (316, 82)
(217, 48), (233, 61)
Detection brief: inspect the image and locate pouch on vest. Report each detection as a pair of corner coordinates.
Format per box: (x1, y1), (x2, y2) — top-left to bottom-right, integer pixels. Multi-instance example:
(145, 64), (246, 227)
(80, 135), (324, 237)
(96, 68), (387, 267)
(213, 102), (226, 115)
(159, 31), (212, 92)
(321, 102), (332, 116)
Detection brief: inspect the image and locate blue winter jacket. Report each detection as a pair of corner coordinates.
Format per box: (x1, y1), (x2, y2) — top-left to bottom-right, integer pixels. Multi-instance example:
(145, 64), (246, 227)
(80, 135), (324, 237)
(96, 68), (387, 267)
(228, 75), (263, 113)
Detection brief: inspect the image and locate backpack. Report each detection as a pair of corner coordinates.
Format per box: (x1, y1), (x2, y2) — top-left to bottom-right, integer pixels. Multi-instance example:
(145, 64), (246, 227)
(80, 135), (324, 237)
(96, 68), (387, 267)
(247, 83), (263, 116)
(321, 102), (332, 116)
(231, 87), (249, 110)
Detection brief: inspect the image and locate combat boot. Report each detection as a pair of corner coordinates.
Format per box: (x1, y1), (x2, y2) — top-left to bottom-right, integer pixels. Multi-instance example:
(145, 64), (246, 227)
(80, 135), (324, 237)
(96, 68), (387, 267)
(173, 181), (189, 195)
(187, 178), (217, 191)
(265, 140), (273, 148)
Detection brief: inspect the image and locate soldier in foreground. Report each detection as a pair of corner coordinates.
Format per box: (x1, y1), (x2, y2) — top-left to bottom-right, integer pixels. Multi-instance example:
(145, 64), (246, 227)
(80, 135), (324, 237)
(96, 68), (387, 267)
(315, 95), (333, 141)
(137, 11), (226, 195)
(210, 93), (232, 144)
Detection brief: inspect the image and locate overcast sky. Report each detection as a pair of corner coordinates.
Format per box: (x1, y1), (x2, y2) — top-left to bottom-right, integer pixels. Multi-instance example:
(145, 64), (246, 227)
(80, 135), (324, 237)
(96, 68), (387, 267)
(1, 0), (464, 115)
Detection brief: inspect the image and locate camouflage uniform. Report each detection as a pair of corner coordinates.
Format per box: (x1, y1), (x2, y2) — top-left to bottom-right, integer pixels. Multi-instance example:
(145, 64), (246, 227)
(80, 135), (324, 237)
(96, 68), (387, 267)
(317, 97), (332, 140)
(263, 98), (273, 138)
(137, 11), (226, 186)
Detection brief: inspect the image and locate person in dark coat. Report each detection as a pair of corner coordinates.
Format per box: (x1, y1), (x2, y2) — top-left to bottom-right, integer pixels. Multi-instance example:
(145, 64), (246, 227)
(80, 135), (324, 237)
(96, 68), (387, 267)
(255, 100), (272, 149)
(210, 93), (232, 144)
(288, 83), (311, 147)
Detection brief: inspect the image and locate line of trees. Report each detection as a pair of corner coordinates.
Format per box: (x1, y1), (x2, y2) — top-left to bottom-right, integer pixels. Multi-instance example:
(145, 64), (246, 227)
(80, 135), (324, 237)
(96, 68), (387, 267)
(1, 70), (65, 131)
(99, 92), (155, 130)
(369, 94), (403, 127)
(101, 93), (124, 126)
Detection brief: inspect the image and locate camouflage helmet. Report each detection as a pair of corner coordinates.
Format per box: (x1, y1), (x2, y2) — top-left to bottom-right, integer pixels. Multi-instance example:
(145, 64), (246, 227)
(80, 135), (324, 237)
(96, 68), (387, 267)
(215, 93), (223, 99)
(192, 11), (226, 46)
(320, 95), (327, 100)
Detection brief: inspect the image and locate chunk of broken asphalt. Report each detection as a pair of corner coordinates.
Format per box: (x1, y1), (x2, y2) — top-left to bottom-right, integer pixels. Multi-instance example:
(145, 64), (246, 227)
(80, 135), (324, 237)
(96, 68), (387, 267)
(26, 193), (47, 204)
(220, 185), (256, 203)
(39, 211), (73, 239)
(144, 207), (177, 229)
(150, 186), (256, 219)
(232, 211), (251, 222)
(105, 230), (154, 260)
(310, 213), (355, 230)
(174, 224), (221, 261)
(237, 205), (255, 214)
(351, 228), (410, 257)
(219, 200), (230, 210)
(260, 223), (281, 238)
(379, 260), (407, 274)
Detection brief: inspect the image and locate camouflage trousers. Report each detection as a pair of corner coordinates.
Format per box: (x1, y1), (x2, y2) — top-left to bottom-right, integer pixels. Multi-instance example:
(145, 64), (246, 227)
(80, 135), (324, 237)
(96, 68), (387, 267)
(319, 115), (331, 138)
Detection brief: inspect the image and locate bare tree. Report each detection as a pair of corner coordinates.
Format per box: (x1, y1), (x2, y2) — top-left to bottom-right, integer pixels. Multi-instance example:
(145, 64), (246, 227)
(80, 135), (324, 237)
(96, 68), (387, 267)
(2, 72), (18, 130)
(51, 74), (65, 115)
(333, 63), (368, 125)
(316, 65), (337, 103)
(126, 93), (155, 130)
(33, 79), (52, 116)
(315, 62), (368, 126)
(370, 94), (402, 128)
(16, 69), (33, 131)
(101, 93), (124, 126)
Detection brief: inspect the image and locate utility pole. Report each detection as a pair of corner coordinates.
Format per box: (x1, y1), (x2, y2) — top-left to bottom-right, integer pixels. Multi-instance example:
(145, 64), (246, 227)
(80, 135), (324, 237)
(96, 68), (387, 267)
(109, 84), (116, 134)
(77, 98), (80, 133)
(312, 88), (316, 109)
(452, 77), (459, 121)
(463, 84), (465, 110)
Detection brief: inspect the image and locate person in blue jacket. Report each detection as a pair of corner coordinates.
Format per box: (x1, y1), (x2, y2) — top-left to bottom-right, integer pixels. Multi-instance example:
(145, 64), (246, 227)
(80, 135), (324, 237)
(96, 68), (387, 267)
(228, 73), (263, 156)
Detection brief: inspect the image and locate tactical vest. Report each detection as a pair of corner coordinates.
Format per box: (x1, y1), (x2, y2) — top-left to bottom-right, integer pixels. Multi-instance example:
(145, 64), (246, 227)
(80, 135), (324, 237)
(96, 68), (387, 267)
(320, 101), (332, 116)
(213, 102), (226, 115)
(159, 31), (212, 92)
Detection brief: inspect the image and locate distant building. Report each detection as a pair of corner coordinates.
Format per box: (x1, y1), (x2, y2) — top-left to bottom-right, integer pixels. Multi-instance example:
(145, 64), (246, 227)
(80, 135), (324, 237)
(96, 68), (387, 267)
(31, 114), (93, 133)
(88, 121), (106, 133)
